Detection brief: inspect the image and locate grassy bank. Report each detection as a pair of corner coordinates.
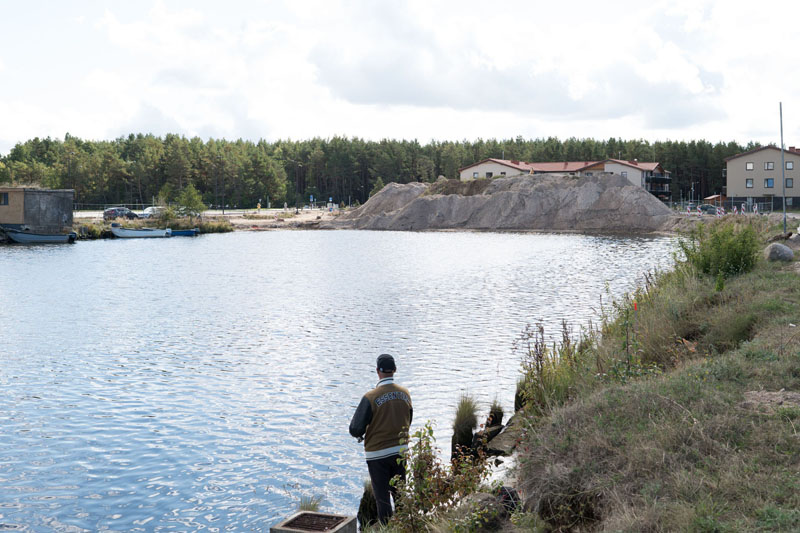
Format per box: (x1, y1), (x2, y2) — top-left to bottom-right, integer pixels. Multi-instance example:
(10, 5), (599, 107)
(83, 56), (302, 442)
(368, 216), (798, 532)
(511, 217), (800, 531)
(74, 216), (233, 239)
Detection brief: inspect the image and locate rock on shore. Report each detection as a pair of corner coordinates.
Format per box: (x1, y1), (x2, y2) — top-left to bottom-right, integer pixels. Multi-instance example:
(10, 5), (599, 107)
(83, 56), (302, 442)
(322, 174), (677, 232)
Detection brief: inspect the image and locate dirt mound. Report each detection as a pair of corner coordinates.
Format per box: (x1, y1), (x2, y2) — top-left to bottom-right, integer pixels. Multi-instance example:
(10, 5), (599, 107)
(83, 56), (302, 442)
(423, 177), (494, 197)
(338, 182), (428, 220)
(324, 174), (678, 232)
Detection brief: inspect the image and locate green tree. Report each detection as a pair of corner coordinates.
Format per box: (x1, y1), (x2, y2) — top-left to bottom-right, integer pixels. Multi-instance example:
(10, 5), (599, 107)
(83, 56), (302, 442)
(176, 184), (206, 216)
(369, 176), (385, 197)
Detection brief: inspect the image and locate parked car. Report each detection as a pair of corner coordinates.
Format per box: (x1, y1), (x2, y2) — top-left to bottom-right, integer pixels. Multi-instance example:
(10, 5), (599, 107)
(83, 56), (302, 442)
(103, 207), (138, 220)
(141, 206), (166, 219)
(698, 204), (718, 214)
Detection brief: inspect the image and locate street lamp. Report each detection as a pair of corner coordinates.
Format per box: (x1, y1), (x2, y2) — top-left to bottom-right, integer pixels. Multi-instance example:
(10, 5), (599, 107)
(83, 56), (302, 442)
(780, 102), (787, 233)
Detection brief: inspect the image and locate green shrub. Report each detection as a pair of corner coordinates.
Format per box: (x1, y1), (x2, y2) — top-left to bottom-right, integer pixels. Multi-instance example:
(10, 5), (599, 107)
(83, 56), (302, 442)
(678, 222), (759, 278)
(392, 422), (490, 531)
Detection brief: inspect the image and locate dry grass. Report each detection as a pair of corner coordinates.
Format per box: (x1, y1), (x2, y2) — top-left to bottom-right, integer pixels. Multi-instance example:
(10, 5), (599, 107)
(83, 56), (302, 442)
(513, 218), (800, 531)
(74, 215), (232, 238)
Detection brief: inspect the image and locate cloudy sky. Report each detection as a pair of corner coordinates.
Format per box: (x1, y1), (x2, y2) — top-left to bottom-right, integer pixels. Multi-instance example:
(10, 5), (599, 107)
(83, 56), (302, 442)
(1, 0), (798, 155)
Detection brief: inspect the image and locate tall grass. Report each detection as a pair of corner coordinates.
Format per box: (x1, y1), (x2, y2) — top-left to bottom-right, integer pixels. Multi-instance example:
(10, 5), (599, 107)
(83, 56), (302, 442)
(513, 219), (768, 417)
(512, 217), (800, 531)
(451, 394), (478, 459)
(514, 321), (594, 416)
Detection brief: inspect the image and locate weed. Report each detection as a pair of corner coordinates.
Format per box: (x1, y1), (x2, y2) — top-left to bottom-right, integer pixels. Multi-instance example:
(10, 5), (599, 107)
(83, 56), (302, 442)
(755, 506), (800, 531)
(776, 406), (800, 421)
(392, 422), (491, 532)
(298, 494), (323, 511)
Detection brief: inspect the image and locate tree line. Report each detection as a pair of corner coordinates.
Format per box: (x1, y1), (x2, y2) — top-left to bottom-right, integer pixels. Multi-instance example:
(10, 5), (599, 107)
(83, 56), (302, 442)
(0, 133), (757, 208)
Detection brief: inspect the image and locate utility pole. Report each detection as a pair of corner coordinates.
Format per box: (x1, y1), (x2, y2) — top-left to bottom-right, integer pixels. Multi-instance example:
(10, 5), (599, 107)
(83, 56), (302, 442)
(780, 102), (787, 233)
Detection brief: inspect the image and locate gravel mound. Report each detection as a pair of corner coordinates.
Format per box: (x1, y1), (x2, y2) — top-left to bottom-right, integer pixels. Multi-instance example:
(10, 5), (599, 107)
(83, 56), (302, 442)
(325, 174), (677, 232)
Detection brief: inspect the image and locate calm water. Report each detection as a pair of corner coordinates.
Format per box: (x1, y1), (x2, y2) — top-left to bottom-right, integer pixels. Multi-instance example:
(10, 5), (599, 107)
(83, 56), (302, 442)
(0, 230), (675, 531)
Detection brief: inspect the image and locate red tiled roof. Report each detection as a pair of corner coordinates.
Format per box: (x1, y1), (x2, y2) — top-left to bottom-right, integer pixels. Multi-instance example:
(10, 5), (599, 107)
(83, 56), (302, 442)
(459, 158), (664, 174)
(457, 158), (533, 173)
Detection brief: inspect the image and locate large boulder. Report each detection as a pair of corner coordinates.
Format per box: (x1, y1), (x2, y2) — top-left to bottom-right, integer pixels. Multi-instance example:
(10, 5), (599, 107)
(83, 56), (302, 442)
(764, 243), (794, 262)
(485, 414), (525, 456)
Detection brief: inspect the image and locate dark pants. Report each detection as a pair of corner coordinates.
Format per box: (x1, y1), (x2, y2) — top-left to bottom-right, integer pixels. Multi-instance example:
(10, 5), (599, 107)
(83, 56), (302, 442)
(367, 454), (405, 524)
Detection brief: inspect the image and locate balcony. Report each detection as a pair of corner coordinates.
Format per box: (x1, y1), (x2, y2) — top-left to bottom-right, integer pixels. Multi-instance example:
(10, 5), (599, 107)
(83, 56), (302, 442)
(645, 173), (672, 185)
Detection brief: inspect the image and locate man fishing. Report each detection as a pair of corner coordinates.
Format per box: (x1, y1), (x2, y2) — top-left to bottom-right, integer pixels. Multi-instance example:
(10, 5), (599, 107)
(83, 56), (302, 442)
(349, 354), (413, 524)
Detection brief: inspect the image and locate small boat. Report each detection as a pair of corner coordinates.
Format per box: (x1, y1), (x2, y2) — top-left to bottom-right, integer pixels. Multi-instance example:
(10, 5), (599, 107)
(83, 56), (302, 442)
(170, 228), (200, 237)
(110, 224), (171, 238)
(3, 228), (77, 244)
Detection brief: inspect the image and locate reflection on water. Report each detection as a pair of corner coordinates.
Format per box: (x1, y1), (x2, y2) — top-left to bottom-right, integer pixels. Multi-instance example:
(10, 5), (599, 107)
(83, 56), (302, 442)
(0, 230), (675, 530)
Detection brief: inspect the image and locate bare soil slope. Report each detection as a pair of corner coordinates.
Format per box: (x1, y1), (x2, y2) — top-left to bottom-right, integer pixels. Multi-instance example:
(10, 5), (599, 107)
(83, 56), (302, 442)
(323, 174), (677, 232)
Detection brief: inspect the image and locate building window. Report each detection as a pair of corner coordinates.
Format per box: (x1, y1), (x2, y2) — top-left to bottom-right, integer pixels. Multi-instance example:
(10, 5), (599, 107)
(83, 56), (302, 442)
(787, 161), (794, 170)
(621, 171), (627, 178)
(765, 178), (774, 188)
(486, 172), (493, 178)
(746, 178), (753, 188)
(765, 162), (775, 170)
(585, 172), (593, 176)
(500, 172), (506, 176)
(0, 192), (8, 205)
(746, 162), (754, 170)
(472, 172), (478, 178)
(787, 178), (794, 188)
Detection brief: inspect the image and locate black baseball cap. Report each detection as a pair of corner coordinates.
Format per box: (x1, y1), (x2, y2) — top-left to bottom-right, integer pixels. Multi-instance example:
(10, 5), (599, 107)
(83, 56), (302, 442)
(377, 353), (396, 372)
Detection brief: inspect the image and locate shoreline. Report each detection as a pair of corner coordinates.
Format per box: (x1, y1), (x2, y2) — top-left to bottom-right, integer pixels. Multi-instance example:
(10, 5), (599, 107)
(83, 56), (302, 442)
(69, 209), (800, 239)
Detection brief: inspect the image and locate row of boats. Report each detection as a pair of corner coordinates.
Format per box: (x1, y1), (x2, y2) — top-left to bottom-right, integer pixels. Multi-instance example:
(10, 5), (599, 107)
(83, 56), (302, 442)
(1, 224), (200, 244)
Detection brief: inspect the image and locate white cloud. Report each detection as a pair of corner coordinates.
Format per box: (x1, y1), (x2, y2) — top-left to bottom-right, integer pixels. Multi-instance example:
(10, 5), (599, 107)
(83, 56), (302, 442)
(2, 0), (800, 155)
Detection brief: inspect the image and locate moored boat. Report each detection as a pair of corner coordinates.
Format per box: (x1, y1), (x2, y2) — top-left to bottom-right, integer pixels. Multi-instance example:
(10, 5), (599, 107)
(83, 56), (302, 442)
(170, 228), (200, 237)
(110, 224), (171, 238)
(3, 228), (77, 244)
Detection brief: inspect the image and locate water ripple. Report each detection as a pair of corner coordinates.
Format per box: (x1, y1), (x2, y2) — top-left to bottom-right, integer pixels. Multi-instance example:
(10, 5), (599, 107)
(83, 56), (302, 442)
(0, 230), (675, 528)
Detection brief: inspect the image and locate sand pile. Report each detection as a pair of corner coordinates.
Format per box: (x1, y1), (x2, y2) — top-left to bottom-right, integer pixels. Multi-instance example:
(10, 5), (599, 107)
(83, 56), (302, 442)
(324, 174), (677, 232)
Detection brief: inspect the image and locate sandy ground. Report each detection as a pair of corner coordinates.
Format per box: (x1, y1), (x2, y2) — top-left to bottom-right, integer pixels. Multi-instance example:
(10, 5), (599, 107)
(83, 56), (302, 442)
(73, 206), (800, 233)
(226, 207), (344, 230)
(73, 207), (346, 230)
